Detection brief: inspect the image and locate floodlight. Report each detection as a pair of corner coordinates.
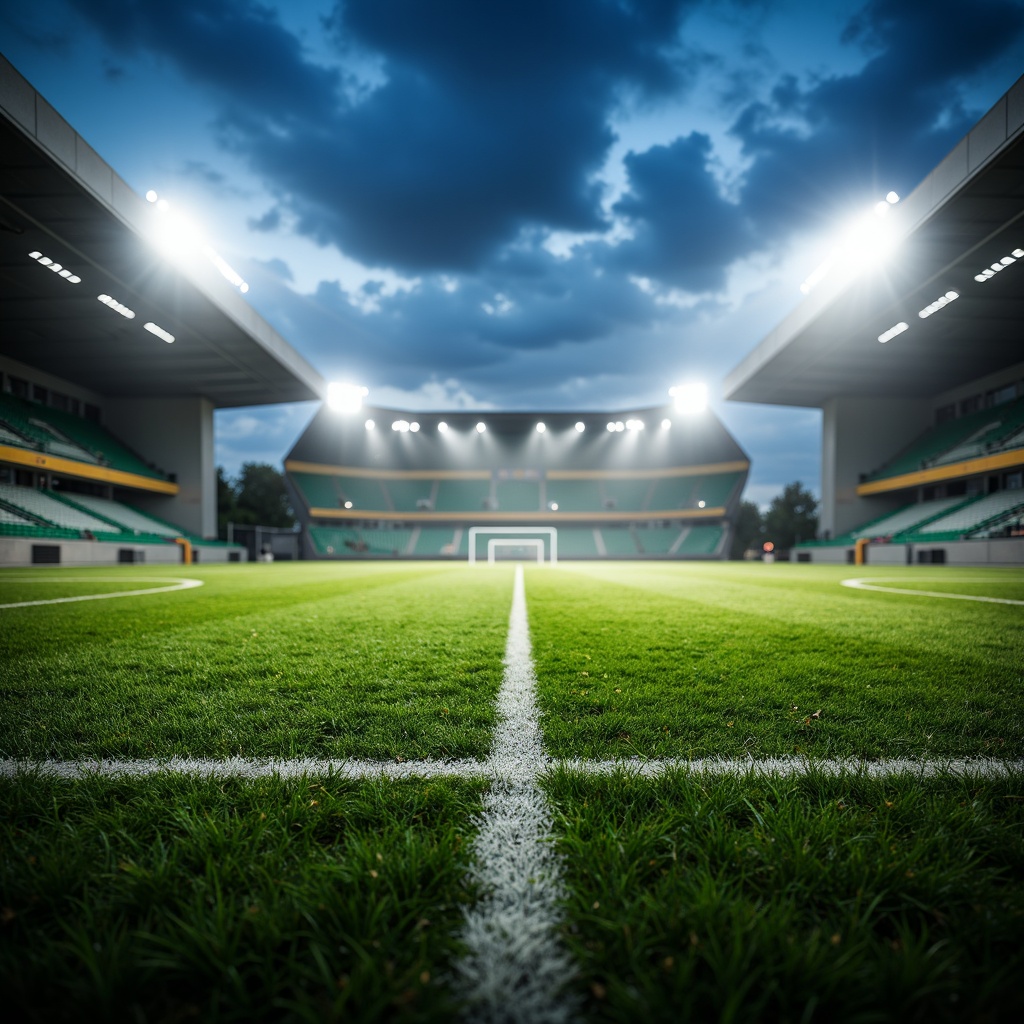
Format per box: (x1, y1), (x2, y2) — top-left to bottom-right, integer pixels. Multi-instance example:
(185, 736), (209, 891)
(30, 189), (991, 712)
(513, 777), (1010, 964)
(344, 500), (353, 509)
(97, 293), (135, 319)
(365, 419), (375, 431)
(606, 422), (615, 432)
(392, 420), (410, 432)
(410, 422), (420, 432)
(574, 422), (585, 433)
(698, 500), (706, 508)
(974, 247), (1024, 283)
(438, 421), (449, 433)
(548, 502), (559, 511)
(615, 421), (625, 432)
(327, 382), (368, 413)
(670, 382), (708, 415)
(661, 418), (672, 429)
(28, 250), (81, 285)
(145, 190), (158, 203)
(536, 422), (546, 433)
(886, 191), (899, 205)
(877, 322), (908, 344)
(918, 291), (958, 319)
(476, 422), (486, 433)
(143, 322), (175, 344)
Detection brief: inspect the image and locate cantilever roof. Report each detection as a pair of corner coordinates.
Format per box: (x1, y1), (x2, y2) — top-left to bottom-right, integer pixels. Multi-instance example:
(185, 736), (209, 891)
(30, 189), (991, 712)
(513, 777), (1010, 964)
(724, 75), (1024, 409)
(0, 55), (325, 408)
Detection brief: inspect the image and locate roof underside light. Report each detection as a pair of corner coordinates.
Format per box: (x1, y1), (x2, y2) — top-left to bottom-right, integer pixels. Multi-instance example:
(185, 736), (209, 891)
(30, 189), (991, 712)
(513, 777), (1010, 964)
(476, 422), (486, 433)
(536, 422), (546, 433)
(365, 419), (375, 431)
(143, 321), (175, 344)
(438, 421), (449, 433)
(28, 251), (81, 284)
(918, 290), (958, 319)
(877, 321), (908, 344)
(327, 382), (368, 413)
(670, 382), (708, 415)
(574, 421), (585, 433)
(97, 293), (135, 319)
(974, 248), (1023, 282)
(661, 418), (672, 429)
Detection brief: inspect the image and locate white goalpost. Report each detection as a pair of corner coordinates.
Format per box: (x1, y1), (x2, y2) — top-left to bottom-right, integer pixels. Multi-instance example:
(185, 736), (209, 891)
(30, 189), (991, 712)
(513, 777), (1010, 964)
(467, 526), (558, 565)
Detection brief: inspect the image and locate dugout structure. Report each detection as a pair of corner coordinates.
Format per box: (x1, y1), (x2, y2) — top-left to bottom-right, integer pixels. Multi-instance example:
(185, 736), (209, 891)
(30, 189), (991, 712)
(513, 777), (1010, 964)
(0, 55), (324, 566)
(285, 405), (749, 560)
(725, 73), (1024, 566)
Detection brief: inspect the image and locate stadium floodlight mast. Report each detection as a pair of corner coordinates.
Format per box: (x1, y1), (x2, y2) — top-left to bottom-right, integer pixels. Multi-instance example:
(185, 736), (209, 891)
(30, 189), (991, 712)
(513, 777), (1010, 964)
(327, 382), (368, 414)
(670, 382), (708, 415)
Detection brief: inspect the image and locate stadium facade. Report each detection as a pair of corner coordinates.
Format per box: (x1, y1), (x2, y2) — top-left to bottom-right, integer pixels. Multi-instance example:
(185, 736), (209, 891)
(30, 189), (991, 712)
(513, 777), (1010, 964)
(285, 403), (749, 560)
(725, 74), (1024, 566)
(0, 55), (324, 566)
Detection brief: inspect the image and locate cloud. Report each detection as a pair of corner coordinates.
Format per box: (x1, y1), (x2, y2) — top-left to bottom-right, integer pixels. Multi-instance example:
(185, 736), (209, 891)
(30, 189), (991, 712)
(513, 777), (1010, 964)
(612, 133), (753, 291)
(730, 0), (1024, 237)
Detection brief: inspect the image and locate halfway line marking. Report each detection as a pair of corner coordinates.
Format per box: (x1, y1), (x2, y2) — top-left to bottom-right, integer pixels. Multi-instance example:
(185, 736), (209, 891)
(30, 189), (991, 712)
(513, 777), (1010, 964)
(0, 577), (204, 609)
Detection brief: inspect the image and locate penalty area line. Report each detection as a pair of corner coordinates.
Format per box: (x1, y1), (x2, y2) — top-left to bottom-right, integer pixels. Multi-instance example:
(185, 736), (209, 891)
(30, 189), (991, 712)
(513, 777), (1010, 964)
(841, 577), (1024, 605)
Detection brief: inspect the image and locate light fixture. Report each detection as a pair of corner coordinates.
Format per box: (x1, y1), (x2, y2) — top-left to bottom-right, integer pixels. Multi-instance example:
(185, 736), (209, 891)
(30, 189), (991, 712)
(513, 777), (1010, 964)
(143, 322), (175, 344)
(28, 251), (81, 284)
(327, 383), (368, 413)
(438, 421), (449, 433)
(344, 500), (353, 509)
(661, 418), (672, 429)
(974, 248), (1024, 282)
(918, 290), (958, 319)
(574, 421), (585, 433)
(698, 500), (706, 509)
(606, 422), (616, 432)
(365, 419), (375, 431)
(625, 419), (645, 431)
(410, 422), (420, 432)
(392, 420), (410, 432)
(877, 322), (908, 344)
(670, 382), (708, 415)
(548, 502), (559, 511)
(536, 422), (546, 433)
(476, 422), (486, 433)
(97, 293), (135, 319)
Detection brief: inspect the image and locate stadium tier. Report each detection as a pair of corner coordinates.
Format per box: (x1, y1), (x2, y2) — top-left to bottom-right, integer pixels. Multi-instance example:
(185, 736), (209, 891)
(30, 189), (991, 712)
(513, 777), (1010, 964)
(285, 404), (749, 559)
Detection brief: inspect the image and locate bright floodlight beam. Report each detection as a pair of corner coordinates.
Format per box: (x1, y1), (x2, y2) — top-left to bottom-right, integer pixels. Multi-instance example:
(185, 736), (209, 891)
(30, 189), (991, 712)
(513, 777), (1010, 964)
(327, 382), (368, 414)
(670, 382), (708, 415)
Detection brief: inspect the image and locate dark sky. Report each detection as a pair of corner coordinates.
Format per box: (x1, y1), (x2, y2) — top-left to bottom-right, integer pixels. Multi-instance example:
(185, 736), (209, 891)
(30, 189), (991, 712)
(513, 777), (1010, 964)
(2, 0), (1023, 505)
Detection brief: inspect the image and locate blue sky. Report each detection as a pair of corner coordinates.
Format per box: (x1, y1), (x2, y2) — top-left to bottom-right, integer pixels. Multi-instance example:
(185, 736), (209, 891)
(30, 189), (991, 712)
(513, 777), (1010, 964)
(3, 0), (1023, 507)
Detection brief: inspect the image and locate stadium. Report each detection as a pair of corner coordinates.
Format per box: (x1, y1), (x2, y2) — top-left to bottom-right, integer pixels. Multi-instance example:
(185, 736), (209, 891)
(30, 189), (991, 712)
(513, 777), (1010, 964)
(2, 52), (1023, 1024)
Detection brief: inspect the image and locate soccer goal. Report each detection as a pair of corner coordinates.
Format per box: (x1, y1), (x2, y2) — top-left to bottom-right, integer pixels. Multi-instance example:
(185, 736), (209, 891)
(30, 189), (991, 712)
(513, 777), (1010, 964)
(467, 526), (558, 565)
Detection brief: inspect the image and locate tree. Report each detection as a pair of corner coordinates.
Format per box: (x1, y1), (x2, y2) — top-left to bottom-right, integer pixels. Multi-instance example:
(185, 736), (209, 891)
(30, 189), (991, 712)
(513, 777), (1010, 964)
(217, 463), (295, 536)
(763, 481), (818, 551)
(729, 500), (765, 559)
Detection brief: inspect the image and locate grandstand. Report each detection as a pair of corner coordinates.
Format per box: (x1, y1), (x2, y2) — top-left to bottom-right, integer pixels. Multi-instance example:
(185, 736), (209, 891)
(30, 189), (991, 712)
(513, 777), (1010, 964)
(285, 406), (749, 559)
(725, 73), (1024, 566)
(0, 55), (325, 566)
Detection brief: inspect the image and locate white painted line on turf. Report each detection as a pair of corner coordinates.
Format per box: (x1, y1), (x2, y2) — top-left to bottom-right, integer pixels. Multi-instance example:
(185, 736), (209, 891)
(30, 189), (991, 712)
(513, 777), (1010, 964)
(841, 577), (1024, 605)
(0, 577), (204, 609)
(455, 563), (580, 1024)
(3, 754), (1021, 782)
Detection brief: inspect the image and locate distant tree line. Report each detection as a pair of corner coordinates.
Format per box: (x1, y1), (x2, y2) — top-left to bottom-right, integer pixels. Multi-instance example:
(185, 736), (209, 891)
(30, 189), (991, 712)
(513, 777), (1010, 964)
(729, 481), (818, 559)
(217, 463), (295, 538)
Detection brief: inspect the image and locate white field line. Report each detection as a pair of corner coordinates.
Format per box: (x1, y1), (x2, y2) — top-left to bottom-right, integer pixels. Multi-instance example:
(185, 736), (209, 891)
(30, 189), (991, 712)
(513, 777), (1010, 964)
(0, 577), (204, 609)
(3, 755), (1020, 782)
(454, 563), (579, 1024)
(4, 753), (1019, 782)
(841, 576), (1024, 605)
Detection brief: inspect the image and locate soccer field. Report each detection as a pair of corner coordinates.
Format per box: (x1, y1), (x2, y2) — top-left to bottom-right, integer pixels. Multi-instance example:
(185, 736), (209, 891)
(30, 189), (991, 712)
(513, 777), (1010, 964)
(1, 561), (1022, 1022)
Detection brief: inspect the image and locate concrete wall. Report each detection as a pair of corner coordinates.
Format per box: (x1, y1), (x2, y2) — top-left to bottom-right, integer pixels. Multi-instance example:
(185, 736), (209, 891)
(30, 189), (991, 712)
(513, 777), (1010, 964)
(0, 537), (245, 566)
(800, 538), (1024, 566)
(104, 397), (216, 537)
(821, 396), (931, 536)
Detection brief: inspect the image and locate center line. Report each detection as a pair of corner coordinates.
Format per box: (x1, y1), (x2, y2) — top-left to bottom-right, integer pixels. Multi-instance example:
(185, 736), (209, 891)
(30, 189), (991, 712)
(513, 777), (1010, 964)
(455, 564), (579, 1024)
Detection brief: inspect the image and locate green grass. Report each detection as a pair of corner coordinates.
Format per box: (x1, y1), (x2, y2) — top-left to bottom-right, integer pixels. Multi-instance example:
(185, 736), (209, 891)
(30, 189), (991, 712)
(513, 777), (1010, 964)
(1, 559), (1022, 1021)
(0, 563), (512, 760)
(527, 563), (1024, 760)
(0, 772), (486, 1023)
(546, 767), (1024, 1022)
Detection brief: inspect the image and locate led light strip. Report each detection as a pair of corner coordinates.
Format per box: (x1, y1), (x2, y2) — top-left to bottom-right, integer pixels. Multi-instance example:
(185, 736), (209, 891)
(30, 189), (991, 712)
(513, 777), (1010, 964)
(97, 293), (136, 319)
(28, 251), (81, 284)
(974, 248), (1023, 282)
(918, 290), (958, 319)
(878, 321), (908, 344)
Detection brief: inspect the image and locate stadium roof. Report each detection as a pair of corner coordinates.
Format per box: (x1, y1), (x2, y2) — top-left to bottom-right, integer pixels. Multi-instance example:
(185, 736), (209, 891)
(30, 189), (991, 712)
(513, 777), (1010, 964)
(0, 55), (325, 408)
(724, 74), (1024, 408)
